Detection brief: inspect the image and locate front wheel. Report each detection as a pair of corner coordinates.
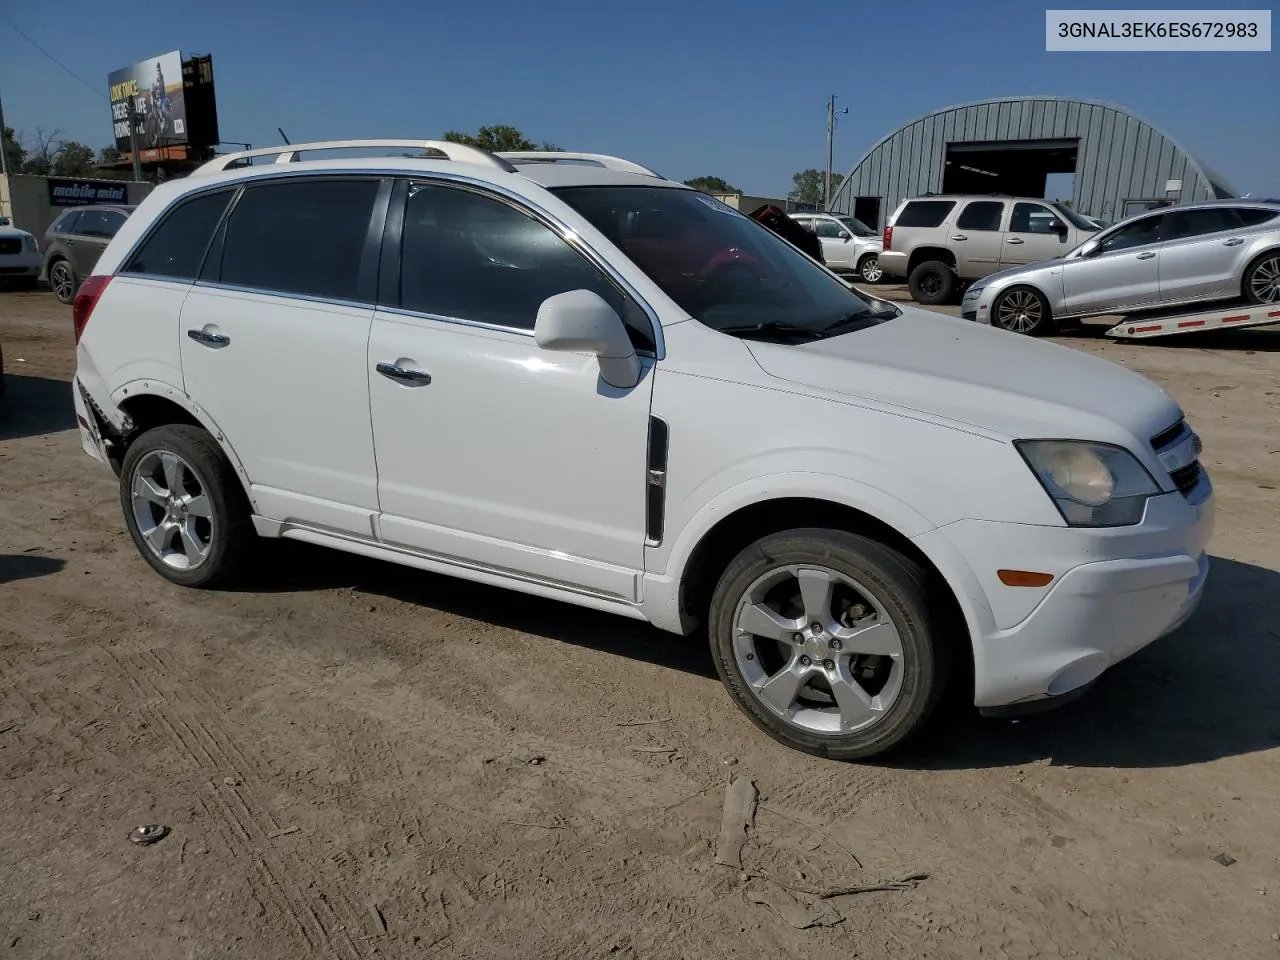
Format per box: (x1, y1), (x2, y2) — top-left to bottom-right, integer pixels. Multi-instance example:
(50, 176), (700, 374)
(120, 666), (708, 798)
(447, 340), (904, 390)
(119, 425), (256, 588)
(1243, 251), (1280, 304)
(858, 254), (883, 284)
(708, 529), (951, 760)
(991, 286), (1053, 336)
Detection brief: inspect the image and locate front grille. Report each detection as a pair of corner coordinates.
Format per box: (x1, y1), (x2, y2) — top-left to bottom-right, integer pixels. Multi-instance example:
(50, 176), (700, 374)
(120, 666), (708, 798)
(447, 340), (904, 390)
(1170, 462), (1202, 496)
(0, 238), (21, 256)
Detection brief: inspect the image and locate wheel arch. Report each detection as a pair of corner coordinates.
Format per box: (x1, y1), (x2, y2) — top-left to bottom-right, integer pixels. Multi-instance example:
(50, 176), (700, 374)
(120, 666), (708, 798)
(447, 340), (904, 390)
(906, 246), (956, 274)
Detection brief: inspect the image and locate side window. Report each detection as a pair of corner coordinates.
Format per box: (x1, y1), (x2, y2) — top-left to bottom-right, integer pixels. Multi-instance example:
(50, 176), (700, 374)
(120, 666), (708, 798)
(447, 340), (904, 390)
(894, 200), (956, 228)
(1009, 202), (1059, 234)
(792, 218), (816, 234)
(1097, 215), (1164, 254)
(812, 219), (844, 239)
(123, 189), (234, 280)
(75, 210), (127, 239)
(956, 201), (1004, 232)
(55, 212), (83, 235)
(1162, 208), (1240, 242)
(217, 178), (379, 301)
(1235, 208), (1279, 228)
(398, 182), (655, 350)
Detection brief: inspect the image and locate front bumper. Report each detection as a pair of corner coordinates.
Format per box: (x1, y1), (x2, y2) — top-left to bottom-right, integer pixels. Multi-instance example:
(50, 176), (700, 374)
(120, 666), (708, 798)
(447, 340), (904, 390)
(0, 253), (41, 278)
(914, 480), (1214, 710)
(960, 287), (988, 323)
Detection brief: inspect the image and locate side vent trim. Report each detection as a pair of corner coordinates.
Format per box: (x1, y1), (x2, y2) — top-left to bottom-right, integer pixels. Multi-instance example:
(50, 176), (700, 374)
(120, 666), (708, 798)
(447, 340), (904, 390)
(645, 416), (669, 545)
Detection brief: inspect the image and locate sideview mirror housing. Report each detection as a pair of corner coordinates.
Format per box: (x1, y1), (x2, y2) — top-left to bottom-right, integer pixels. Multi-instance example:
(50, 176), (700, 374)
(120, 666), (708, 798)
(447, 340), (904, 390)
(535, 289), (641, 390)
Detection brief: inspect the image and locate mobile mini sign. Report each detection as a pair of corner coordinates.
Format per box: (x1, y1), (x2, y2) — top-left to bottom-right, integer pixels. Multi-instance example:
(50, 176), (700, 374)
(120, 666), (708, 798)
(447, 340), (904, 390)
(47, 179), (129, 207)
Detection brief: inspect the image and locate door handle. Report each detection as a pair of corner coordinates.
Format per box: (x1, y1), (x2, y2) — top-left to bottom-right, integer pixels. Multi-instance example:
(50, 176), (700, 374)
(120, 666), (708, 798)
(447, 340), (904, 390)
(186, 328), (230, 347)
(1223, 237), (1244, 246)
(950, 234), (968, 241)
(1136, 251), (1157, 260)
(376, 362), (432, 385)
(1005, 237), (1024, 245)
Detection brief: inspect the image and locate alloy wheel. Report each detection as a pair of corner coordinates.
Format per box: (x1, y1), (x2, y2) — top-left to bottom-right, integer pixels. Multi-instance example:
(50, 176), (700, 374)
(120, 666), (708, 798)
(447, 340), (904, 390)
(861, 257), (883, 283)
(995, 289), (1043, 333)
(129, 450), (215, 571)
(731, 564), (904, 735)
(1248, 256), (1280, 303)
(49, 262), (75, 302)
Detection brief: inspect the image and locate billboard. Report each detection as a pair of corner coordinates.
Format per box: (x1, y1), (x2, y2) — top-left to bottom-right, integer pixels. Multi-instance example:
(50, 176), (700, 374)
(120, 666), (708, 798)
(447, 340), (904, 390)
(109, 51), (187, 152)
(47, 179), (129, 207)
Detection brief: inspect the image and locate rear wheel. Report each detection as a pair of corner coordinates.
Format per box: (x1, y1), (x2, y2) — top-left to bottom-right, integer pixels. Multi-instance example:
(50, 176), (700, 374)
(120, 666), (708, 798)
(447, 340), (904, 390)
(119, 425), (255, 588)
(1243, 251), (1280, 304)
(48, 259), (77, 304)
(858, 254), (883, 284)
(907, 260), (955, 305)
(991, 286), (1053, 336)
(708, 529), (951, 760)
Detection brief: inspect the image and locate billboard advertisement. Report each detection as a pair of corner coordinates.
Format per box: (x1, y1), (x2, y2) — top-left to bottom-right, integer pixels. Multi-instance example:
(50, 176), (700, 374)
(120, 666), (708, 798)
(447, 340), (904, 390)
(109, 51), (187, 152)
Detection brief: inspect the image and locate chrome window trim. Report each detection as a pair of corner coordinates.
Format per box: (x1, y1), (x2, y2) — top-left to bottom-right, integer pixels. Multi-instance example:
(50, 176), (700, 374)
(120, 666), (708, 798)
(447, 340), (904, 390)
(189, 279), (376, 312)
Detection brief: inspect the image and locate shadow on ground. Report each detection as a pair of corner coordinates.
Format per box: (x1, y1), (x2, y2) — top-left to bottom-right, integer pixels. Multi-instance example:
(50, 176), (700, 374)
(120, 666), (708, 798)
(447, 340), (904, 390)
(0, 375), (76, 441)
(0, 554), (67, 585)
(893, 556), (1280, 770)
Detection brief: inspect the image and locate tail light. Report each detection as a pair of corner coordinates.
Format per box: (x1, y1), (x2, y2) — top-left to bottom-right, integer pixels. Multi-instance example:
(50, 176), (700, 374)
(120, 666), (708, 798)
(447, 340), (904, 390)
(883, 225), (893, 251)
(72, 275), (112, 344)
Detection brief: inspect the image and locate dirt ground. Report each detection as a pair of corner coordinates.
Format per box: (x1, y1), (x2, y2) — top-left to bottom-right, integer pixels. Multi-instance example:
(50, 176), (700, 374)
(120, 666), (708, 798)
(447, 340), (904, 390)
(2, 287), (1278, 960)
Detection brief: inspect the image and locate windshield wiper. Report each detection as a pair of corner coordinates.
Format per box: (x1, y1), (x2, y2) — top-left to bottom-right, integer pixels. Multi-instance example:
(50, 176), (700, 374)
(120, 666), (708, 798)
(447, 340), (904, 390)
(717, 320), (824, 342)
(822, 307), (899, 334)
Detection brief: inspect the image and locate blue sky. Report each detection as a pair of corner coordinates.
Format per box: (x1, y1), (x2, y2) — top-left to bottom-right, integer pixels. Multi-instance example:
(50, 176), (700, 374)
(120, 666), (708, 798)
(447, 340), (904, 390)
(1, 0), (1276, 197)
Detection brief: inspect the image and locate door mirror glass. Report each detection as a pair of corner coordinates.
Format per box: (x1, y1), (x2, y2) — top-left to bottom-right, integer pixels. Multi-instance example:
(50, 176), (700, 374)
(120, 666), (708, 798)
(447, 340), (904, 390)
(535, 289), (641, 390)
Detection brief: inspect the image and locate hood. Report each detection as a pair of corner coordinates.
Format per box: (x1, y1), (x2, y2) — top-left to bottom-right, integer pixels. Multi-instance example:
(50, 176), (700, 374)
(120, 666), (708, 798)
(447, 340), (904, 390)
(744, 306), (1182, 447)
(0, 226), (35, 240)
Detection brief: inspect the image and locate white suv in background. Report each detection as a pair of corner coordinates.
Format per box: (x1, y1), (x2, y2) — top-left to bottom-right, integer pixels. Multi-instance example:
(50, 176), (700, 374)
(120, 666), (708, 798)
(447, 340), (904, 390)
(790, 212), (884, 282)
(72, 141), (1213, 760)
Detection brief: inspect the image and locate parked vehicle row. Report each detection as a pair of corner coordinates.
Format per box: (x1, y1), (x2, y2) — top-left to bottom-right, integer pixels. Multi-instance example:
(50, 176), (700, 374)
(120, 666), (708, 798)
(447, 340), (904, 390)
(790, 212), (884, 283)
(70, 140), (1213, 761)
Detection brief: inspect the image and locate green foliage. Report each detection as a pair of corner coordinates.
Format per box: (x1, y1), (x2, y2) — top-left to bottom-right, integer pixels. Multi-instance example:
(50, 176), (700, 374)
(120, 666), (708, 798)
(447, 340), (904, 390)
(683, 176), (739, 195)
(2, 127), (25, 174)
(789, 168), (844, 205)
(441, 125), (561, 152)
(52, 142), (97, 177)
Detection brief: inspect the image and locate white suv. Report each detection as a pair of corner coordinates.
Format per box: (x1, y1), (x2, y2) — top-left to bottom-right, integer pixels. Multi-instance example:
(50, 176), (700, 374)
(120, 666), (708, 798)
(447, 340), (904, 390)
(72, 140), (1214, 760)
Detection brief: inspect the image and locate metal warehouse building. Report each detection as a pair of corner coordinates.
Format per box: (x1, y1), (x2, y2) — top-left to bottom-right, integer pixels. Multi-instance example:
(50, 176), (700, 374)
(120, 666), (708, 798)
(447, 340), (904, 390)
(828, 96), (1237, 229)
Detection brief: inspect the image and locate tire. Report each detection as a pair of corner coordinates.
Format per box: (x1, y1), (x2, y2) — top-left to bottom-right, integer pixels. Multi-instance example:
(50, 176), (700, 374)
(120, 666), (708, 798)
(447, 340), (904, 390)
(858, 254), (883, 284)
(48, 259), (77, 304)
(907, 260), (955, 305)
(1243, 250), (1280, 305)
(118, 424), (255, 589)
(707, 528), (952, 761)
(991, 286), (1054, 336)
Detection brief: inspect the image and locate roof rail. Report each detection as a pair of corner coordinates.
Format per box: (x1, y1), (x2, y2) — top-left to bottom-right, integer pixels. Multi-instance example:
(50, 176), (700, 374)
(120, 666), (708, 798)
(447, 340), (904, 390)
(192, 140), (518, 176)
(496, 151), (663, 178)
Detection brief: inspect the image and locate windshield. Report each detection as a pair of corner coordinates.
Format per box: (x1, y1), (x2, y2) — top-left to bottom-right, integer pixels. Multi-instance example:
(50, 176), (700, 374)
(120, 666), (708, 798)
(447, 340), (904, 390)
(837, 215), (877, 237)
(1051, 202), (1100, 232)
(551, 185), (894, 339)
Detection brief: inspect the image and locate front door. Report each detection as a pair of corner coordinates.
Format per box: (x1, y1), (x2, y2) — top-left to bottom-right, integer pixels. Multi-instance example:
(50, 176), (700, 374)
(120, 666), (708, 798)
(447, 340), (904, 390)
(368, 180), (657, 601)
(950, 199), (1006, 273)
(1000, 201), (1076, 267)
(1059, 212), (1166, 316)
(179, 176), (387, 536)
(812, 218), (856, 270)
(1158, 206), (1248, 304)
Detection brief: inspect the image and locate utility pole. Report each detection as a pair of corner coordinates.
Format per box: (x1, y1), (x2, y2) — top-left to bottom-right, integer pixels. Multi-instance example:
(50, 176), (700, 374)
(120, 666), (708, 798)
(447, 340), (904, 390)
(824, 94), (848, 211)
(0, 91), (10, 178)
(127, 95), (143, 182)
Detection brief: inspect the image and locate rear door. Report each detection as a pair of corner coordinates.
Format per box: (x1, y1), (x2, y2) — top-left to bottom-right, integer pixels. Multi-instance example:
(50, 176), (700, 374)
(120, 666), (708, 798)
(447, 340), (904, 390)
(1158, 207), (1251, 304)
(950, 200), (1006, 272)
(67, 208), (129, 276)
(1059, 212), (1165, 315)
(179, 176), (388, 536)
(1000, 201), (1075, 267)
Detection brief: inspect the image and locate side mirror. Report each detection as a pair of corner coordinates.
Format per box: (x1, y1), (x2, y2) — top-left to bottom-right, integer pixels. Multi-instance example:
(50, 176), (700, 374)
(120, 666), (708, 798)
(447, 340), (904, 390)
(1077, 238), (1101, 258)
(535, 289), (641, 390)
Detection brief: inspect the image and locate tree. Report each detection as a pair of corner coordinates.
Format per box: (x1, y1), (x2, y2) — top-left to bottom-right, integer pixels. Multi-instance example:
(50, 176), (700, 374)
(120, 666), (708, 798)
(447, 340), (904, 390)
(19, 127), (64, 176)
(2, 127), (25, 174)
(442, 125), (561, 152)
(98, 145), (123, 165)
(53, 141), (97, 177)
(789, 168), (844, 206)
(683, 176), (739, 195)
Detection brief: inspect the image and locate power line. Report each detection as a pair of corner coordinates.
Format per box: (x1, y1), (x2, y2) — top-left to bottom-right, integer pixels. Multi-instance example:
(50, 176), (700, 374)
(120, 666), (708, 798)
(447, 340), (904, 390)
(0, 11), (107, 101)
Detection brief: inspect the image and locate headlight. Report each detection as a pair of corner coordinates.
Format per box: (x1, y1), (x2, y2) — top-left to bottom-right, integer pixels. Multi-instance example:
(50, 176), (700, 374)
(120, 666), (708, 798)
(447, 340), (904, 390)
(22, 234), (37, 252)
(963, 284), (984, 298)
(1017, 440), (1159, 527)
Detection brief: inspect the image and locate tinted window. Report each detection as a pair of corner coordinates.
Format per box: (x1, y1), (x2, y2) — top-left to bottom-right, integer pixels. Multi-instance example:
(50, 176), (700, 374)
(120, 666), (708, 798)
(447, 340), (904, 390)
(399, 182), (654, 348)
(956, 201), (1004, 232)
(1097, 215), (1164, 253)
(1162, 208), (1242, 241)
(54, 212), (82, 234)
(75, 209), (127, 239)
(812, 219), (845, 239)
(1236, 207), (1279, 227)
(124, 189), (234, 279)
(837, 216), (877, 237)
(1010, 202), (1060, 234)
(894, 200), (955, 228)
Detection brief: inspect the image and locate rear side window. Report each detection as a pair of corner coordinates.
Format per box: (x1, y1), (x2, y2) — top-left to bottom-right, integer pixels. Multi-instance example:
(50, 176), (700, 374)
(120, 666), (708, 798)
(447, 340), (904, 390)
(894, 200), (956, 228)
(218, 178), (379, 302)
(1235, 208), (1279, 227)
(75, 209), (127, 239)
(124, 190), (234, 279)
(956, 201), (1004, 232)
(1162, 208), (1242, 241)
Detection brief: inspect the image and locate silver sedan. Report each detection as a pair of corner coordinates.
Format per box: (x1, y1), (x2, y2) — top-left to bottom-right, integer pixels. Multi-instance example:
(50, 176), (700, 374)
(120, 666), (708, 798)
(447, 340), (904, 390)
(961, 200), (1280, 335)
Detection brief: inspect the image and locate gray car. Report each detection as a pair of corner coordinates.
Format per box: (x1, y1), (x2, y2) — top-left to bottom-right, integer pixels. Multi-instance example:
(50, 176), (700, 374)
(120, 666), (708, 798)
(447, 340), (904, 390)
(41, 205), (136, 303)
(962, 200), (1280, 335)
